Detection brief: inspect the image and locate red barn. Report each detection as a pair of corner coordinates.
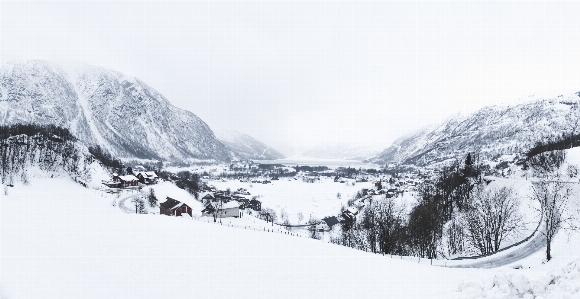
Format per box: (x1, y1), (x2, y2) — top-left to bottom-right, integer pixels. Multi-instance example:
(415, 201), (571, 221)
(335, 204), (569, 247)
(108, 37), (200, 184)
(159, 197), (192, 217)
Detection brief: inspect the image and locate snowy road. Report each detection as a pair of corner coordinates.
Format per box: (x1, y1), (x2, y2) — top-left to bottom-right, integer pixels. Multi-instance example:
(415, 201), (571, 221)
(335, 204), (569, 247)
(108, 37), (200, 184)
(450, 232), (546, 269)
(118, 193), (141, 214)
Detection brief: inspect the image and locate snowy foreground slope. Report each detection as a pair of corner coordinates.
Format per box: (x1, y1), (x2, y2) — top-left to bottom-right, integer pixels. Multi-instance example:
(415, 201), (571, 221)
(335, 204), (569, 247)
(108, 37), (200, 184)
(2, 178), (495, 299)
(4, 144), (580, 299)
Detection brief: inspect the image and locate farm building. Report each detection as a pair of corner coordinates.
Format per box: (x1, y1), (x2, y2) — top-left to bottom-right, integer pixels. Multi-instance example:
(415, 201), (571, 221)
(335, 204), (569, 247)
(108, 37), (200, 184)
(159, 197), (192, 217)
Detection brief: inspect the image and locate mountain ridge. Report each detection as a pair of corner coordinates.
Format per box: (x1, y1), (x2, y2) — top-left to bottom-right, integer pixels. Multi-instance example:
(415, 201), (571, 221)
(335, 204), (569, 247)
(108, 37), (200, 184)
(0, 60), (231, 163)
(213, 128), (285, 160)
(369, 94), (580, 166)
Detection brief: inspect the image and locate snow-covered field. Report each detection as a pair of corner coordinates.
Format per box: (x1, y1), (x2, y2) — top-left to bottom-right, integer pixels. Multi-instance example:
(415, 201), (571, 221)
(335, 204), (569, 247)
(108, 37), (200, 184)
(0, 176), (494, 299)
(1, 177), (579, 299)
(3, 149), (580, 299)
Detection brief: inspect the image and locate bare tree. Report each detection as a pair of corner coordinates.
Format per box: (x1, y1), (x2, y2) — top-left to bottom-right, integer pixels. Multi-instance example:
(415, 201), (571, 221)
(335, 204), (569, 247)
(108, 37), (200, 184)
(257, 207), (277, 226)
(297, 212), (304, 224)
(131, 197), (147, 214)
(464, 185), (523, 255)
(209, 200), (224, 223)
(308, 216), (322, 240)
(532, 174), (576, 261)
(443, 215), (469, 257)
(528, 149), (579, 261)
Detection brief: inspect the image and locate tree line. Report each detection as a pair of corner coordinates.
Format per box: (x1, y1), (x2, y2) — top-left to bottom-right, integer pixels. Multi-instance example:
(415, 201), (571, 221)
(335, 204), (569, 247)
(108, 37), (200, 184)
(0, 124), (93, 185)
(332, 153), (527, 259)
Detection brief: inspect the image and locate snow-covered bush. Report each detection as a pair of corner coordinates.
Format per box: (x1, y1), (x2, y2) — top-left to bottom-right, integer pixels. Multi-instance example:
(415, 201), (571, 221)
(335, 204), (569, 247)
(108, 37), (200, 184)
(458, 258), (580, 299)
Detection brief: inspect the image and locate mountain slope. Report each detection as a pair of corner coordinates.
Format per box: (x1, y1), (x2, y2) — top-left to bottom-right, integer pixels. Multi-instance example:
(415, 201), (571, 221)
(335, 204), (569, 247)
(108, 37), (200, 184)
(370, 94), (580, 166)
(0, 60), (231, 163)
(0, 60), (97, 144)
(278, 142), (384, 160)
(214, 129), (285, 160)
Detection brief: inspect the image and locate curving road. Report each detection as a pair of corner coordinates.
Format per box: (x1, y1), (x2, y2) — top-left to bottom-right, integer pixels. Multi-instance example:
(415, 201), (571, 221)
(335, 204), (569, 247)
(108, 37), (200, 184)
(449, 231), (547, 268)
(117, 192), (142, 214)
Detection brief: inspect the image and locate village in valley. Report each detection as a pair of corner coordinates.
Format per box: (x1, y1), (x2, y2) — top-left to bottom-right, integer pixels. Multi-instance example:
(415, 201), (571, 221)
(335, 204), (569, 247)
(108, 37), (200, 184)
(100, 153), (528, 240)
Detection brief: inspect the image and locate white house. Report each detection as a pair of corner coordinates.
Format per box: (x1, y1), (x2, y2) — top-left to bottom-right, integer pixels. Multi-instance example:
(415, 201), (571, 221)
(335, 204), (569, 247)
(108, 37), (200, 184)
(201, 201), (240, 218)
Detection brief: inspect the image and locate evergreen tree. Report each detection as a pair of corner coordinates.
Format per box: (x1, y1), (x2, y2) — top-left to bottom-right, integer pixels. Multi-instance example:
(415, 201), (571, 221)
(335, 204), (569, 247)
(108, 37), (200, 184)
(148, 188), (158, 207)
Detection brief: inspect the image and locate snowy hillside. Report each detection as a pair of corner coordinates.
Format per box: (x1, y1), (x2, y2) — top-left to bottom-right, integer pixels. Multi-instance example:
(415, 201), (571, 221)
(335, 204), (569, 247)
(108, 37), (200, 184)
(1, 176), (491, 299)
(214, 129), (285, 160)
(0, 60), (231, 163)
(370, 94), (580, 166)
(3, 175), (579, 299)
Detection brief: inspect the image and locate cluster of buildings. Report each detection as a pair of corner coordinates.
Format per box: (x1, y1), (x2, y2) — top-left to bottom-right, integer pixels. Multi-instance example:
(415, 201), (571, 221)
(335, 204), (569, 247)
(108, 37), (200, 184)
(103, 170), (159, 189)
(158, 187), (262, 220)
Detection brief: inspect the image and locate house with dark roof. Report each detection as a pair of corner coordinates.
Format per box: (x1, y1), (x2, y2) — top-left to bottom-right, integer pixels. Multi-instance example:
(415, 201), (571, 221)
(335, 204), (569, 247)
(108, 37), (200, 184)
(322, 216), (340, 228)
(160, 197), (192, 217)
(134, 171), (158, 185)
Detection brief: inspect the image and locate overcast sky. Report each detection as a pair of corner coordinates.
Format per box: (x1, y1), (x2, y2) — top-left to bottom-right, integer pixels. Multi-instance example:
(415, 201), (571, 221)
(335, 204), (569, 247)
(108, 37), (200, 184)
(3, 1), (580, 152)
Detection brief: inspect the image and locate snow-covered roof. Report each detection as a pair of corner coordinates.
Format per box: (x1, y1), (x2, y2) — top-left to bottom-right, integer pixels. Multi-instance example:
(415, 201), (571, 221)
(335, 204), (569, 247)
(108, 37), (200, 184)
(118, 175), (138, 181)
(172, 202), (184, 210)
(222, 201), (239, 209)
(144, 171), (158, 178)
(199, 192), (214, 199)
(212, 201), (240, 209)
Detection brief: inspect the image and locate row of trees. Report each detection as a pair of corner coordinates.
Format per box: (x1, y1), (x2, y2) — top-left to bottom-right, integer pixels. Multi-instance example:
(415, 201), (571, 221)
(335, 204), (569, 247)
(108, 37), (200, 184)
(334, 149), (579, 262)
(156, 170), (201, 199)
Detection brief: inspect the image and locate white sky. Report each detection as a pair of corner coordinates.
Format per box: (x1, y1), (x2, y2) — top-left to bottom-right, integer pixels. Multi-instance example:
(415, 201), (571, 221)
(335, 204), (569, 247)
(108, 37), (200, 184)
(2, 1), (580, 151)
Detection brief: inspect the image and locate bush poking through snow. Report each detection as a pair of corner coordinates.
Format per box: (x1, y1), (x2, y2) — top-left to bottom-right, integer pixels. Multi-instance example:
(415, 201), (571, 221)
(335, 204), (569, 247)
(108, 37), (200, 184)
(459, 258), (580, 299)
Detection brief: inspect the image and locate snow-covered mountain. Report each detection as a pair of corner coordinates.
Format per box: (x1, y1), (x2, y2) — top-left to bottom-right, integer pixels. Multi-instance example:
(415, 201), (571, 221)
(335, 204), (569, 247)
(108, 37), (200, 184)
(213, 129), (285, 160)
(370, 94), (580, 166)
(0, 60), (231, 163)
